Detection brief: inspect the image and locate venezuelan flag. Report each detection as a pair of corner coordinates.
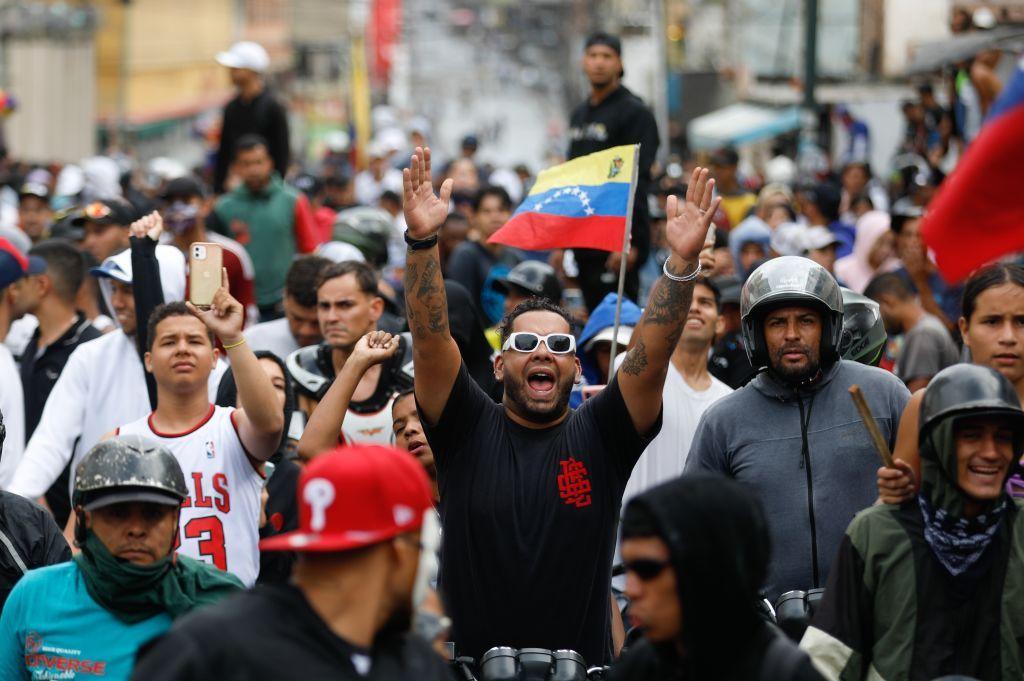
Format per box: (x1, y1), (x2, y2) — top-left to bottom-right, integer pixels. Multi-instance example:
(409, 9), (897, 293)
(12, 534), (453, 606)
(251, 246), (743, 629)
(488, 145), (639, 252)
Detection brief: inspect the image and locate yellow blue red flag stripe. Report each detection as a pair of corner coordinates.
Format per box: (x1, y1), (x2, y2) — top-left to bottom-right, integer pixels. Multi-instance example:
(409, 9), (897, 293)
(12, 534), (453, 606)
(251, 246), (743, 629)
(488, 145), (638, 252)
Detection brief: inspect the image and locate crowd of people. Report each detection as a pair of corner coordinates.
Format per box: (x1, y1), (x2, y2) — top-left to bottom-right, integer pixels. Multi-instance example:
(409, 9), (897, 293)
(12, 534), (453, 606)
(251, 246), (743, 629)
(0, 21), (1019, 681)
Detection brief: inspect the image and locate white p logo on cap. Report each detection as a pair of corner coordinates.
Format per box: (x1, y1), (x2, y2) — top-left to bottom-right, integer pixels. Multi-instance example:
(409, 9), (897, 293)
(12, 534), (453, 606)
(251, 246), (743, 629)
(393, 504), (414, 526)
(304, 478), (336, 532)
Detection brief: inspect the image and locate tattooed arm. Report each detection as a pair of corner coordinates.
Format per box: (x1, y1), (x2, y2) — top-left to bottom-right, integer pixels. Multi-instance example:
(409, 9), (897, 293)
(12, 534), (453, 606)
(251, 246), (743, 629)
(617, 168), (721, 435)
(402, 147), (462, 425)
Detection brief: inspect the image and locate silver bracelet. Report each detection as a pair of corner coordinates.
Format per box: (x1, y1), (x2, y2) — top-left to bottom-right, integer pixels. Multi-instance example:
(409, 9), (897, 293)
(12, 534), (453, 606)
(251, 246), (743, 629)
(662, 258), (702, 282)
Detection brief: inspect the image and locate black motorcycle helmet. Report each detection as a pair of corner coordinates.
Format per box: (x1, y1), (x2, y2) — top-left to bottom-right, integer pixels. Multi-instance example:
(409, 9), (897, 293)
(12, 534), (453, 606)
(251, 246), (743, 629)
(493, 261), (562, 304)
(838, 287), (887, 367)
(920, 364), (1024, 449)
(72, 436), (188, 546)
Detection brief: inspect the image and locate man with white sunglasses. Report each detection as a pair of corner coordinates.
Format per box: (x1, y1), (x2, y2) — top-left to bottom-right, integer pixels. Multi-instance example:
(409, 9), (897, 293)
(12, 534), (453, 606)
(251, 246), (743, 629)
(400, 146), (721, 666)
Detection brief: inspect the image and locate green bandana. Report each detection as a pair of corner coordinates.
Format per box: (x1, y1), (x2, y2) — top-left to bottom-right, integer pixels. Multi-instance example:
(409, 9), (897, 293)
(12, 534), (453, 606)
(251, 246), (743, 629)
(74, 532), (243, 624)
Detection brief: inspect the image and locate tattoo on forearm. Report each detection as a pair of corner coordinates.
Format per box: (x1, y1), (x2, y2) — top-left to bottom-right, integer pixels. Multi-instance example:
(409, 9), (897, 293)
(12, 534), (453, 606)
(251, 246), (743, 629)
(620, 337), (649, 376)
(403, 253), (448, 338)
(644, 275), (694, 326)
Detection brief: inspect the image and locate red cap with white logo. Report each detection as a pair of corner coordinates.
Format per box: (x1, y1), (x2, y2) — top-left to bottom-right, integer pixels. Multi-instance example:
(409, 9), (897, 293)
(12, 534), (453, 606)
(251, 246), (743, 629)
(260, 444), (434, 553)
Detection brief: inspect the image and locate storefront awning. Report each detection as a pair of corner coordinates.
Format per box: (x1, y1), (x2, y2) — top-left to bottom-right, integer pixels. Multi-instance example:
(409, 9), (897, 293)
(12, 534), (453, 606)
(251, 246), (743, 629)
(687, 103), (803, 151)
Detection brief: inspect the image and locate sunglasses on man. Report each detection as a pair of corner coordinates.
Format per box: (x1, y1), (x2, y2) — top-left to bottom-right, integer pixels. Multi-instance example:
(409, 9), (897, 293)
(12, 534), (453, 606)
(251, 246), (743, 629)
(622, 558), (671, 581)
(501, 332), (576, 355)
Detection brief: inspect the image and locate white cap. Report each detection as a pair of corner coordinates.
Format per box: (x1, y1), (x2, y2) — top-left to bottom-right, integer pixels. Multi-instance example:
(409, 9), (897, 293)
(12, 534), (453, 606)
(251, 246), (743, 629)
(770, 223), (809, 257)
(324, 130), (350, 153)
(585, 325), (634, 353)
(803, 226), (842, 251)
(317, 241), (366, 264)
(216, 41), (270, 72)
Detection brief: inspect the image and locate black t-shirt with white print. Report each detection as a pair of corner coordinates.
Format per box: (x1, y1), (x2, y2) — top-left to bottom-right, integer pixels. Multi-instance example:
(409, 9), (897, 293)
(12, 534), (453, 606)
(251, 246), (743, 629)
(421, 363), (660, 666)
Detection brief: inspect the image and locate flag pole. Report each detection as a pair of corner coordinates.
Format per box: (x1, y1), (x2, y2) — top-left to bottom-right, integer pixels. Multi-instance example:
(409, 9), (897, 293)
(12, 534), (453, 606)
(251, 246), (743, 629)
(607, 144), (641, 384)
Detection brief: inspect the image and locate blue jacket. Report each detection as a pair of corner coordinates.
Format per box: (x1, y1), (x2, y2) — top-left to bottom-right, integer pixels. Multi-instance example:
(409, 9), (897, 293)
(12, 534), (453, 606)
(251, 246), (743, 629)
(570, 293), (644, 409)
(729, 217), (772, 281)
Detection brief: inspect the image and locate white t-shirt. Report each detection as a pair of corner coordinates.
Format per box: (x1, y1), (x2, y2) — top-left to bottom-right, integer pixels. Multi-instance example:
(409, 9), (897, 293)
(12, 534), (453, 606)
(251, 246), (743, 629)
(621, 364), (732, 505)
(245, 317), (300, 361)
(0, 344), (25, 489)
(117, 405), (263, 587)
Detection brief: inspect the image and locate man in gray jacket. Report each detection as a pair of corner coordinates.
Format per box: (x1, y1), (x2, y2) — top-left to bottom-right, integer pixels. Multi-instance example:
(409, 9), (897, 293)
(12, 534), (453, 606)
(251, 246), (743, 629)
(685, 257), (909, 603)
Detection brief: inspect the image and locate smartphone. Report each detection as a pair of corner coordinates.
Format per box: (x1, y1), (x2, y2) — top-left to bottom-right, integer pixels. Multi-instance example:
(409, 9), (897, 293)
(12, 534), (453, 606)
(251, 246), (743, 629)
(189, 242), (223, 307)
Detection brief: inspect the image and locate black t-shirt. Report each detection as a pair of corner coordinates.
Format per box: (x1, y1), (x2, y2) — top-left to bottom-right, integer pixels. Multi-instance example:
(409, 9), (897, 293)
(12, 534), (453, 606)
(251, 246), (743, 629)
(214, 89), (290, 193)
(445, 241), (521, 323)
(421, 364), (659, 665)
(131, 584), (453, 681)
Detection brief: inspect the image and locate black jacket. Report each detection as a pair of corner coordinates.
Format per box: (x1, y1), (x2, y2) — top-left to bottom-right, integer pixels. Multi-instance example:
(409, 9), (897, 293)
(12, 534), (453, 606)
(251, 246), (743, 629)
(215, 89), (290, 193)
(0, 491), (71, 610)
(20, 313), (100, 438)
(19, 313), (101, 528)
(132, 584), (454, 681)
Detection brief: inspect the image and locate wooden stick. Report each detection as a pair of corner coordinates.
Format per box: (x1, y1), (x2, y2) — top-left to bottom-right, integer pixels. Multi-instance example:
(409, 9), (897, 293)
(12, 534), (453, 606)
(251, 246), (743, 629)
(849, 385), (894, 468)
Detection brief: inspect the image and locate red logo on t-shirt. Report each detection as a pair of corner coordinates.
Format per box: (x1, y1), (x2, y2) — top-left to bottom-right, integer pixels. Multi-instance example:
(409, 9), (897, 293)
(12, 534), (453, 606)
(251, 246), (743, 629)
(557, 457), (593, 508)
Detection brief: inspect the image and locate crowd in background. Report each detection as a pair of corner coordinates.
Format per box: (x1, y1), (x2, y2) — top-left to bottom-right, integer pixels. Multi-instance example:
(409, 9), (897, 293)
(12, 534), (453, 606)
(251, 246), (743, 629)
(0, 11), (1020, 680)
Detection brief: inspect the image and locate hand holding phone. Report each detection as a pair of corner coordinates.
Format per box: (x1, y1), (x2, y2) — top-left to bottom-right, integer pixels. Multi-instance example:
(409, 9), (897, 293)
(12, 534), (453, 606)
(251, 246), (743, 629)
(189, 242), (223, 307)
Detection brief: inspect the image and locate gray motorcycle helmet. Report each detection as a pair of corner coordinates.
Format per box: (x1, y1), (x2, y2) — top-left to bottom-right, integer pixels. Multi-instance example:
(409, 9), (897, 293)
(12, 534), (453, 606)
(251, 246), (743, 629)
(73, 435), (188, 512)
(740, 256), (844, 369)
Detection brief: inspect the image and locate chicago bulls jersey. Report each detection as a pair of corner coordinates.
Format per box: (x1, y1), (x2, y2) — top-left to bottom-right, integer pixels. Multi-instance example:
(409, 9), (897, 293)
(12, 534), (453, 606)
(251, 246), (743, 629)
(117, 405), (263, 586)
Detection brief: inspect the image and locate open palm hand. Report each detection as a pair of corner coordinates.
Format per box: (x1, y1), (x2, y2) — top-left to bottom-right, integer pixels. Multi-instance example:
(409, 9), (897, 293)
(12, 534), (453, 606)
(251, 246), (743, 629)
(664, 166), (721, 265)
(403, 147), (453, 240)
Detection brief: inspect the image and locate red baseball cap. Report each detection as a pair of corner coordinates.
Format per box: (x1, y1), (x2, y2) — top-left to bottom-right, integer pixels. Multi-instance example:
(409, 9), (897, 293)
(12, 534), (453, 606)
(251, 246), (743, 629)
(260, 444), (434, 553)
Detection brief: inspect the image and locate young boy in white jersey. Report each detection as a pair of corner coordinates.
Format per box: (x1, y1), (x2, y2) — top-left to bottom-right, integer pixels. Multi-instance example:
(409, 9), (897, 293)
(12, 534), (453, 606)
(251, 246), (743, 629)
(105, 273), (283, 586)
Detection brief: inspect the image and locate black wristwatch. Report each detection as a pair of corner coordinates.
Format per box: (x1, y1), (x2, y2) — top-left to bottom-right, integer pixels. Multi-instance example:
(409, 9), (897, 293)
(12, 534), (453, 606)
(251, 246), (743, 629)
(404, 232), (439, 250)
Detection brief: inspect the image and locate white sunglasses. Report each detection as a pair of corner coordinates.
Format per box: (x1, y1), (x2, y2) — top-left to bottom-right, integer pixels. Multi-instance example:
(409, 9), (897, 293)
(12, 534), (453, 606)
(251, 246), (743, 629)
(501, 332), (577, 355)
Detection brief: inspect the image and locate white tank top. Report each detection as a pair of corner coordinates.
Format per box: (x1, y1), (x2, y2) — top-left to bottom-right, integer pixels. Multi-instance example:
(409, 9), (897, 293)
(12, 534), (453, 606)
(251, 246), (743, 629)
(118, 405), (263, 587)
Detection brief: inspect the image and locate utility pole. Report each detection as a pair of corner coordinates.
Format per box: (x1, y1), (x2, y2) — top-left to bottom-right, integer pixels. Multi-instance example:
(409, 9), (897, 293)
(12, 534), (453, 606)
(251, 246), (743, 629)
(802, 0), (818, 112)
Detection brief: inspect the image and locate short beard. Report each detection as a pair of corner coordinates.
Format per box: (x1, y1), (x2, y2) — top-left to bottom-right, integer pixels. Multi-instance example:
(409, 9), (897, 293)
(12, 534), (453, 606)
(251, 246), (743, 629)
(503, 373), (574, 424)
(770, 347), (822, 385)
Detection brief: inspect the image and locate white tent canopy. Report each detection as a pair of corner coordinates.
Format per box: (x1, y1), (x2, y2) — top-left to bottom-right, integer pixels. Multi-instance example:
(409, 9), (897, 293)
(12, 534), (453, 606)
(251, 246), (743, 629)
(688, 103), (803, 151)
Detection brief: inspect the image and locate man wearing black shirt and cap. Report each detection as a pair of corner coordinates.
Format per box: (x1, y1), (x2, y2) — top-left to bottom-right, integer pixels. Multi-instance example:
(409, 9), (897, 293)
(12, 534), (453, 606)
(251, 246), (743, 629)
(401, 146), (720, 666)
(213, 41), (290, 194)
(563, 32), (659, 313)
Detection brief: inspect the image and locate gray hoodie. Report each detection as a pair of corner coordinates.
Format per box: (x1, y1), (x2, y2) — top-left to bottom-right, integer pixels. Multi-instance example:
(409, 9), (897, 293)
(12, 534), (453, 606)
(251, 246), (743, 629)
(684, 359), (909, 602)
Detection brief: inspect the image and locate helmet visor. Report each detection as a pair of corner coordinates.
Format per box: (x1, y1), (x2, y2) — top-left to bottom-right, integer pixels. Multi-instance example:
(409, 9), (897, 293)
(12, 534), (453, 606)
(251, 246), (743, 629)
(82, 490), (182, 512)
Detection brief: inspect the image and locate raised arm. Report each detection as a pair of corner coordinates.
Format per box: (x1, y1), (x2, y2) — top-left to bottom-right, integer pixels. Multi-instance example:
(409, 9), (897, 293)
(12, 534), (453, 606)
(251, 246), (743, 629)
(188, 270), (283, 460)
(877, 389), (923, 504)
(617, 167), (721, 435)
(129, 212), (167, 410)
(297, 331), (400, 459)
(402, 147), (461, 425)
